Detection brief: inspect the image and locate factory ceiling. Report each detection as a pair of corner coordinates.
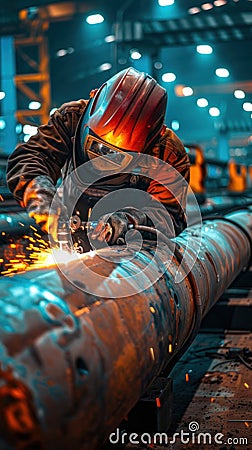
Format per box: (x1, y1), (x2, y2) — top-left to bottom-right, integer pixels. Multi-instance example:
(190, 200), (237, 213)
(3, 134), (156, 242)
(1, 0), (252, 157)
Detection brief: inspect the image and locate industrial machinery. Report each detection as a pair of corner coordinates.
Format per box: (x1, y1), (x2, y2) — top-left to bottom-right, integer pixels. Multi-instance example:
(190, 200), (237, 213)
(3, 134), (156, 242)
(0, 209), (251, 450)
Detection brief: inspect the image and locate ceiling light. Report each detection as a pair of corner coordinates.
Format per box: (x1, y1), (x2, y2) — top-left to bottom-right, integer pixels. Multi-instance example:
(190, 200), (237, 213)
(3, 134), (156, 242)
(243, 102), (252, 112)
(196, 44), (213, 54)
(182, 86), (193, 96)
(162, 72), (176, 82)
(28, 101), (41, 110)
(0, 91), (6, 100)
(86, 14), (104, 25)
(56, 49), (68, 57)
(215, 67), (229, 77)
(234, 90), (245, 99)
(214, 0), (227, 6)
(197, 98), (208, 107)
(56, 48), (74, 57)
(188, 7), (201, 14)
(171, 120), (180, 131)
(130, 49), (142, 60)
(23, 124), (38, 135)
(0, 118), (6, 130)
(50, 108), (57, 115)
(158, 0), (174, 5)
(201, 3), (214, 10)
(118, 57), (127, 65)
(209, 107), (220, 116)
(99, 63), (112, 71)
(16, 124), (22, 134)
(154, 61), (163, 69)
(104, 35), (115, 43)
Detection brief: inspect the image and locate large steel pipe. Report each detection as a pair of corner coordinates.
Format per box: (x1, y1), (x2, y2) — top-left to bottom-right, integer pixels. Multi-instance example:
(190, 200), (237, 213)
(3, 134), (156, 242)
(0, 210), (251, 450)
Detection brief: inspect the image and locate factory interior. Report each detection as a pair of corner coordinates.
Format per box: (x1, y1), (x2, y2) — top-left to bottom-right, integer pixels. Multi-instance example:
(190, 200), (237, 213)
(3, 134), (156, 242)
(0, 0), (252, 449)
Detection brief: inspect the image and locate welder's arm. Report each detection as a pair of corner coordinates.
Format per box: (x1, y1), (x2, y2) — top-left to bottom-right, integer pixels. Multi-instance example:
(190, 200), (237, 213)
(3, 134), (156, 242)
(145, 130), (190, 237)
(146, 179), (188, 237)
(6, 99), (87, 204)
(23, 175), (68, 242)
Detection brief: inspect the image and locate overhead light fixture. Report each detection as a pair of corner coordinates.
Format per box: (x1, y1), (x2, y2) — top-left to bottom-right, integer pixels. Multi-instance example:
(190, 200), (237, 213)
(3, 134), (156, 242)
(197, 98), (208, 107)
(86, 13), (104, 25)
(23, 124), (38, 135)
(196, 44), (213, 54)
(50, 108), (57, 115)
(188, 7), (201, 14)
(56, 47), (74, 58)
(201, 3), (214, 10)
(171, 120), (180, 131)
(234, 90), (245, 99)
(104, 35), (115, 43)
(16, 124), (23, 134)
(209, 107), (220, 117)
(28, 101), (41, 110)
(56, 49), (68, 57)
(99, 63), (112, 71)
(130, 49), (142, 60)
(0, 91), (6, 100)
(162, 72), (176, 82)
(214, 0), (227, 6)
(182, 86), (193, 96)
(215, 67), (229, 77)
(243, 102), (252, 112)
(158, 0), (174, 6)
(0, 118), (6, 130)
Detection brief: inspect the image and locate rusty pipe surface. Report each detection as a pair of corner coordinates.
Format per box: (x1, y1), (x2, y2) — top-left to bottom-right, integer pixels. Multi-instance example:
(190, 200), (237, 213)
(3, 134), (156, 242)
(0, 210), (251, 450)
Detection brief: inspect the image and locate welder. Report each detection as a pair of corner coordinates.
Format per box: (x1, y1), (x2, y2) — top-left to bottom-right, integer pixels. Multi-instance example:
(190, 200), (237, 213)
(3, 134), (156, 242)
(6, 67), (190, 252)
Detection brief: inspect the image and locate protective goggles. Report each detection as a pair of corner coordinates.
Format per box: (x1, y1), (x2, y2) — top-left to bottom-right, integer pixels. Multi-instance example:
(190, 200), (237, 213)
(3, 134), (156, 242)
(85, 134), (133, 172)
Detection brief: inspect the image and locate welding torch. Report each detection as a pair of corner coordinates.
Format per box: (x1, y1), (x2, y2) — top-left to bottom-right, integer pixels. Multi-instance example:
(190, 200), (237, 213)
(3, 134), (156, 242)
(57, 214), (160, 252)
(56, 215), (99, 252)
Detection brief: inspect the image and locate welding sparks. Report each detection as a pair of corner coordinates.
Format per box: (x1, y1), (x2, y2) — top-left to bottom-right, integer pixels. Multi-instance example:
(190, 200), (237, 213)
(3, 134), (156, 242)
(149, 347), (155, 361)
(29, 225), (38, 232)
(0, 245), (76, 276)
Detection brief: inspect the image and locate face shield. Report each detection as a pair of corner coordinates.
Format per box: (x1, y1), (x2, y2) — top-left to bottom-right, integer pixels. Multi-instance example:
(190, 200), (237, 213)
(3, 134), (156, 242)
(84, 133), (133, 172)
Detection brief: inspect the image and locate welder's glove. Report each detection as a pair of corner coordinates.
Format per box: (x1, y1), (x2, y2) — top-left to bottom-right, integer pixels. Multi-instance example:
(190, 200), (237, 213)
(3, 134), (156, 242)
(23, 175), (67, 243)
(90, 207), (148, 245)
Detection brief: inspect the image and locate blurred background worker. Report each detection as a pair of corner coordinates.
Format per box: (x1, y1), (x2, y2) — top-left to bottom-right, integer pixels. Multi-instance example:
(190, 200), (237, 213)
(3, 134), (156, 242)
(6, 67), (190, 251)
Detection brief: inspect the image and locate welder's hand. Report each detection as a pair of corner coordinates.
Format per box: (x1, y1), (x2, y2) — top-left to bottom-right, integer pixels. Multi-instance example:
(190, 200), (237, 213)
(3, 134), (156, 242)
(23, 175), (68, 243)
(90, 207), (147, 245)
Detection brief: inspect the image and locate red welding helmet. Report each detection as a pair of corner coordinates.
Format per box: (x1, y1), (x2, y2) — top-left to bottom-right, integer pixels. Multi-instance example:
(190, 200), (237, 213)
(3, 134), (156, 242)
(78, 67), (167, 171)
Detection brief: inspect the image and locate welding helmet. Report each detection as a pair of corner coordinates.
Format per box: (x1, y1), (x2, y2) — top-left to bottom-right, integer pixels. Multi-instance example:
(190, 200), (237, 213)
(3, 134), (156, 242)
(78, 67), (167, 172)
